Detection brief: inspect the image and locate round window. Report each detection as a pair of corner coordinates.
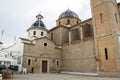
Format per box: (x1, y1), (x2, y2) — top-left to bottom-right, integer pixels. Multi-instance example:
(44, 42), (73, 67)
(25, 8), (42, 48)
(44, 43), (47, 46)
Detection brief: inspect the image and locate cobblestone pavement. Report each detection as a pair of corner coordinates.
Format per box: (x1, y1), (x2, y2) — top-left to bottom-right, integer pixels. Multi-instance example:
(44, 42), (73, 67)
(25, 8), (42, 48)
(5, 73), (120, 80)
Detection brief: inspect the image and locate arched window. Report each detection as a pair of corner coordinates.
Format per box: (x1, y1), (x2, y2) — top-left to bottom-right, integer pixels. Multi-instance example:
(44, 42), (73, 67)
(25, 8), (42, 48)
(76, 21), (79, 24)
(41, 32), (44, 36)
(67, 19), (70, 25)
(59, 21), (61, 25)
(33, 31), (36, 35)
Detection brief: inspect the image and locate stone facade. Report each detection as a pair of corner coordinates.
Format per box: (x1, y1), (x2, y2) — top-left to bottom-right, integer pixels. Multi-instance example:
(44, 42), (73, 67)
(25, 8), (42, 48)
(48, 26), (69, 46)
(22, 37), (62, 73)
(20, 0), (120, 77)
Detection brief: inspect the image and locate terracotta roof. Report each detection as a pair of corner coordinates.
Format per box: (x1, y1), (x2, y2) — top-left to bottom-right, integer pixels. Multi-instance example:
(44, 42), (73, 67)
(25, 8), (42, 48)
(48, 25), (69, 32)
(81, 18), (92, 23)
(33, 36), (55, 44)
(20, 38), (31, 41)
(69, 18), (92, 29)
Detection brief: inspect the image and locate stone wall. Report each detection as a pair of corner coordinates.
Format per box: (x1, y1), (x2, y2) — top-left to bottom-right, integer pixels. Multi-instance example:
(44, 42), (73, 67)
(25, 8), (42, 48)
(48, 26), (69, 46)
(62, 38), (97, 72)
(97, 35), (117, 72)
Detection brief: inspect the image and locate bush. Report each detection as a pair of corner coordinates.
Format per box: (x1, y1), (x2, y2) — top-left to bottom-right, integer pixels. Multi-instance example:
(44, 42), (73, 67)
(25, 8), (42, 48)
(0, 65), (6, 71)
(8, 65), (18, 71)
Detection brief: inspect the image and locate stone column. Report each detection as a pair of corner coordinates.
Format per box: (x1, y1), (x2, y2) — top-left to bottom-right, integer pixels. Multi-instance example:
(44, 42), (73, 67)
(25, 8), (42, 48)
(80, 27), (83, 41)
(69, 30), (71, 44)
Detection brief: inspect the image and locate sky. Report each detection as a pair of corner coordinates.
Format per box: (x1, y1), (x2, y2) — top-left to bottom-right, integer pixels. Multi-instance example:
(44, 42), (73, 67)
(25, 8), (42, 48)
(0, 0), (120, 46)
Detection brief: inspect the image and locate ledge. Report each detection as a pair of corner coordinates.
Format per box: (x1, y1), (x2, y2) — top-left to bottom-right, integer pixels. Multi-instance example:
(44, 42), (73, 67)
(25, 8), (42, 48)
(61, 71), (98, 76)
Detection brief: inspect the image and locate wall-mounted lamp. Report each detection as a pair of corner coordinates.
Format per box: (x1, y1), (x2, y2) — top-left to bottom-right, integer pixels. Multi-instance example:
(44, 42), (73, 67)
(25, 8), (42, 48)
(33, 57), (37, 62)
(53, 59), (55, 63)
(95, 56), (98, 62)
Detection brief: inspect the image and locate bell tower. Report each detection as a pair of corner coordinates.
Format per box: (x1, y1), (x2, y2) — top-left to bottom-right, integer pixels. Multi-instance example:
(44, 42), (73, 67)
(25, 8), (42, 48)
(90, 0), (120, 75)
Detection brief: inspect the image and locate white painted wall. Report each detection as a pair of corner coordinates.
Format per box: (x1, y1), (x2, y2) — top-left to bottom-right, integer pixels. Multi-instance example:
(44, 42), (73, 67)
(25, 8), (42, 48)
(2, 38), (24, 72)
(28, 28), (47, 40)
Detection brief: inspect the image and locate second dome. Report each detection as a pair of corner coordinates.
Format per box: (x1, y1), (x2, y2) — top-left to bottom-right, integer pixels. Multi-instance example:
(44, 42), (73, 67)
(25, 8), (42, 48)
(58, 9), (80, 20)
(56, 9), (81, 27)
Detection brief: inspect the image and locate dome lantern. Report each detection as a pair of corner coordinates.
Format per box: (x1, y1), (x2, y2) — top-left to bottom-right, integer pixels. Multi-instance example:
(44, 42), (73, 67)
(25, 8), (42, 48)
(36, 13), (43, 20)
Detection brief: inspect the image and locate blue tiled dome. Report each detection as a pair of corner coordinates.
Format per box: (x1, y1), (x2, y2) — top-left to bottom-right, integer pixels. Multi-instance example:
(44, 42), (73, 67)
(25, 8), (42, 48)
(31, 20), (46, 28)
(27, 13), (46, 31)
(58, 9), (80, 20)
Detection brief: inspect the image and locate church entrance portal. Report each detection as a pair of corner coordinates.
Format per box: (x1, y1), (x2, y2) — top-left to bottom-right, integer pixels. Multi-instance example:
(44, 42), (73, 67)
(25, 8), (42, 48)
(42, 60), (48, 73)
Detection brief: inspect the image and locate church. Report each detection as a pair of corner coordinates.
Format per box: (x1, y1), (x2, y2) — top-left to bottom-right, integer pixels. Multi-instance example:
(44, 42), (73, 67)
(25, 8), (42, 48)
(2, 0), (120, 76)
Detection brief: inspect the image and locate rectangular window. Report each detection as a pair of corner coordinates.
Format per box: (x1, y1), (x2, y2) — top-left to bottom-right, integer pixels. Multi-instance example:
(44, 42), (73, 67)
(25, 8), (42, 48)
(67, 19), (70, 25)
(56, 61), (59, 66)
(33, 31), (36, 35)
(28, 59), (31, 65)
(105, 48), (108, 60)
(115, 13), (118, 23)
(100, 13), (103, 23)
(51, 33), (53, 40)
(10, 52), (12, 56)
(41, 32), (44, 36)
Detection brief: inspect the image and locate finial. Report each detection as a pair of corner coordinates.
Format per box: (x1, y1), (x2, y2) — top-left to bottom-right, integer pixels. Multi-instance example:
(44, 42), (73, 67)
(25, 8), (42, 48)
(36, 10), (43, 20)
(67, 5), (70, 9)
(39, 10), (41, 14)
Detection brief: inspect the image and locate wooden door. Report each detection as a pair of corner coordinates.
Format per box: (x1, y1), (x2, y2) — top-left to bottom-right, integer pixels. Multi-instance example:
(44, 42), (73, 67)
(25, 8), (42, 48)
(42, 60), (48, 73)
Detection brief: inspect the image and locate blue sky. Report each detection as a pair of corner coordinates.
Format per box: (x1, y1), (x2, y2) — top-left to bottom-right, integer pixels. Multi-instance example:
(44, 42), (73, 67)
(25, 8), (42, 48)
(0, 0), (120, 46)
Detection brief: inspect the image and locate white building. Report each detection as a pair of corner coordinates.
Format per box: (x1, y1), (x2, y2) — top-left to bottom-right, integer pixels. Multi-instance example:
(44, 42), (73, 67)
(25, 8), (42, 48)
(1, 39), (23, 71)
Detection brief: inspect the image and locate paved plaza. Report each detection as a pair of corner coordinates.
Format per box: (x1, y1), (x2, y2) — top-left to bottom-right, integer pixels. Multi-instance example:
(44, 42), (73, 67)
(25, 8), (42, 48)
(4, 73), (120, 80)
